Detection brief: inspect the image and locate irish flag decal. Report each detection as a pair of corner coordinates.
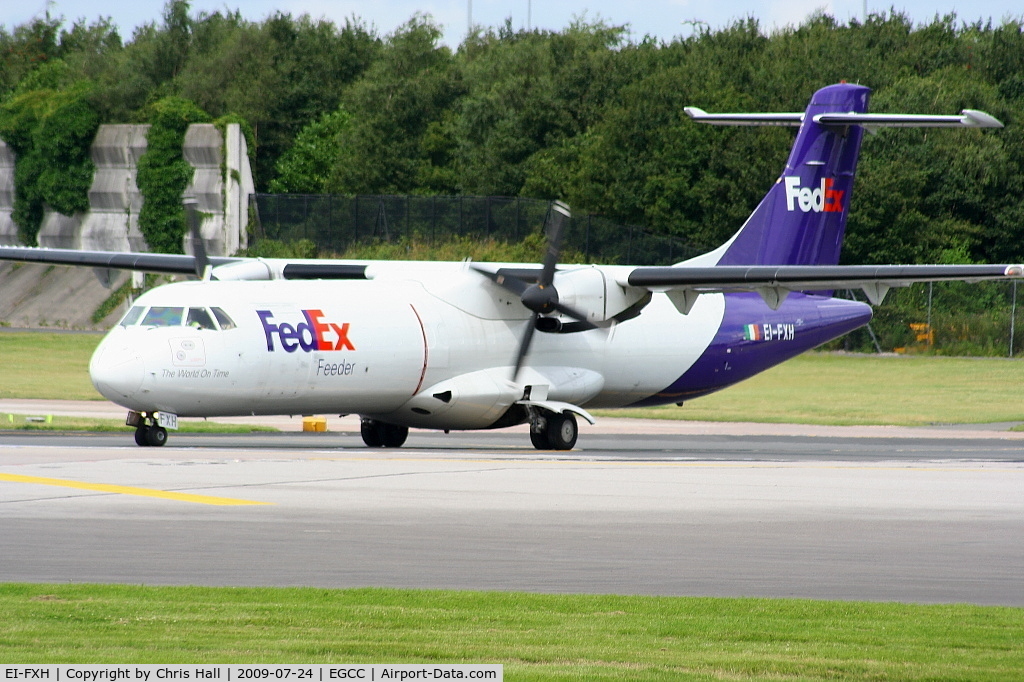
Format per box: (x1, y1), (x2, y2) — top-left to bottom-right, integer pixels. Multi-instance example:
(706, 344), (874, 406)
(743, 324), (764, 341)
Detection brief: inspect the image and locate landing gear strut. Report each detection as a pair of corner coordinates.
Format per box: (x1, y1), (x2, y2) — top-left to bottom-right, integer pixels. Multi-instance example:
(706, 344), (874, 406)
(529, 410), (578, 451)
(360, 418), (409, 448)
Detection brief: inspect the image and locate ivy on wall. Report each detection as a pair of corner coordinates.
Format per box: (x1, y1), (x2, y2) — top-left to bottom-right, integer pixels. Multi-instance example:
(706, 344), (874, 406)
(136, 96), (210, 254)
(0, 82), (99, 245)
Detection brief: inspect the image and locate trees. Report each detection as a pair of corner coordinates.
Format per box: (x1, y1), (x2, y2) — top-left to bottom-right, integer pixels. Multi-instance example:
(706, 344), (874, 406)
(0, 82), (99, 244)
(323, 15), (460, 195)
(1, 6), (1024, 269)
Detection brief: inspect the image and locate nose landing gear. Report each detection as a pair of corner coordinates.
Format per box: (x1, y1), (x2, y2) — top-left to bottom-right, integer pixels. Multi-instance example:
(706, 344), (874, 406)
(128, 411), (170, 447)
(134, 423), (168, 447)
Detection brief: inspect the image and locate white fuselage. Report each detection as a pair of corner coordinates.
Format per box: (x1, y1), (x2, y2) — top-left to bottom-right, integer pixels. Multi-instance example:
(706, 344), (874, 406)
(89, 262), (725, 429)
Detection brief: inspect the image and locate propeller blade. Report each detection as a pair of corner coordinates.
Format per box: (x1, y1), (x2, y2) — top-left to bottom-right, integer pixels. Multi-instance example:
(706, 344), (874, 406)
(540, 200), (571, 287)
(184, 196), (210, 280)
(512, 313), (538, 381)
(476, 200), (593, 382)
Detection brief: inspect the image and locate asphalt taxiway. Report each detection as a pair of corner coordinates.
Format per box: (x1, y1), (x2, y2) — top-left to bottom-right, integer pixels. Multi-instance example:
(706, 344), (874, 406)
(1, 414), (1023, 605)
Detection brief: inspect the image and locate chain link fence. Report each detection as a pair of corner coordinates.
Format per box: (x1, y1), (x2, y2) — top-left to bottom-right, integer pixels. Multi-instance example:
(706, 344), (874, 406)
(249, 194), (705, 266)
(249, 193), (1024, 357)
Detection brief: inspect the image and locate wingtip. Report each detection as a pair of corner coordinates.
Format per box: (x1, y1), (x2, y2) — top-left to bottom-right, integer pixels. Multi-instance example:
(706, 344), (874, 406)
(961, 109), (1004, 128)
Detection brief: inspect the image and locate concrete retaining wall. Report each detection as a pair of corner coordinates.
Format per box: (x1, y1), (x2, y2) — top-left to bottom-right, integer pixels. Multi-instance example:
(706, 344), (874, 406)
(0, 140), (16, 245)
(0, 123), (253, 256)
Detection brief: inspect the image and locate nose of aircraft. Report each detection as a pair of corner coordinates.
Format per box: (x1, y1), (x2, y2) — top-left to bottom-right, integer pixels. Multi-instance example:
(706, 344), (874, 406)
(89, 334), (145, 404)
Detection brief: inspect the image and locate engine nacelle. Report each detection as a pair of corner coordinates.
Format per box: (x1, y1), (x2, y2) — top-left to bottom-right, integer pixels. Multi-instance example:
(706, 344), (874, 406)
(553, 266), (650, 323)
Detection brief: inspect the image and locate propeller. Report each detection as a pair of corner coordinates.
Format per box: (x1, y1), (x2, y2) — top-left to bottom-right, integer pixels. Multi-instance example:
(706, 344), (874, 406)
(472, 201), (596, 380)
(183, 195), (211, 280)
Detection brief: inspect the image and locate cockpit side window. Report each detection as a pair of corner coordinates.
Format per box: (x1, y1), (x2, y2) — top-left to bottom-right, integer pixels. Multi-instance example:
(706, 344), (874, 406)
(187, 307), (217, 330)
(211, 307), (236, 330)
(120, 306), (145, 327)
(141, 307), (184, 327)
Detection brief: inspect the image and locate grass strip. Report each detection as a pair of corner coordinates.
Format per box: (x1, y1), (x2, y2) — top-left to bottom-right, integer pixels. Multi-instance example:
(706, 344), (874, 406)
(1, 584), (1021, 680)
(599, 353), (1024, 426)
(4, 331), (1024, 426)
(0, 332), (103, 400)
(0, 414), (275, 433)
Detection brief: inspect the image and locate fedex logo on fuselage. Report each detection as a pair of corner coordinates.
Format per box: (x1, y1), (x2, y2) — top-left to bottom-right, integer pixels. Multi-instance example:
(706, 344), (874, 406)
(784, 176), (844, 213)
(257, 309), (355, 353)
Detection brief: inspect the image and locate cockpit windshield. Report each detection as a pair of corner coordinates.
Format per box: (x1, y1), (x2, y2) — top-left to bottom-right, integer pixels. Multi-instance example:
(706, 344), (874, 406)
(142, 307), (183, 327)
(120, 305), (236, 330)
(186, 307), (216, 330)
(119, 306), (145, 327)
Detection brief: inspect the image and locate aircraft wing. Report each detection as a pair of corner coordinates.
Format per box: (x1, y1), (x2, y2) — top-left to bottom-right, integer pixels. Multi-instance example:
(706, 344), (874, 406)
(0, 246), (377, 281)
(0, 245), (239, 275)
(623, 263), (1024, 311)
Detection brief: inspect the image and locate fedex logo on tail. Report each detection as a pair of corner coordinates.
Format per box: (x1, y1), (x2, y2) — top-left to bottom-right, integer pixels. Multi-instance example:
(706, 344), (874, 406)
(784, 176), (845, 213)
(257, 309), (355, 353)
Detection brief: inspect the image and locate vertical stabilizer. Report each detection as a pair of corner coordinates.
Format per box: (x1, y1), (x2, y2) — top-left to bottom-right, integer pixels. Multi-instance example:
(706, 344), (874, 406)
(710, 83), (871, 266)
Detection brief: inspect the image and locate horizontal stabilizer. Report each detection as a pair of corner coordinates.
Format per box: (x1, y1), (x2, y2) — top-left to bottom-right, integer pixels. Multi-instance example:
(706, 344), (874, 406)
(683, 107), (804, 126)
(685, 108), (1003, 129)
(814, 110), (1003, 129)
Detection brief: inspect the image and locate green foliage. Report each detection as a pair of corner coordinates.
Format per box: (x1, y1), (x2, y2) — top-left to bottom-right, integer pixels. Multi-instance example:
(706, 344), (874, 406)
(325, 15), (461, 195)
(337, 232), (580, 263)
(0, 16), (61, 100)
(90, 278), (134, 324)
(172, 9), (381, 189)
(136, 96), (210, 253)
(237, 238), (318, 259)
(0, 83), (99, 244)
(268, 109), (352, 193)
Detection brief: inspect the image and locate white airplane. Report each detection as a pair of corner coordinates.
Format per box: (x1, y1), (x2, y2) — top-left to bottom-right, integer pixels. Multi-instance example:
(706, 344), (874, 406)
(1, 83), (1020, 449)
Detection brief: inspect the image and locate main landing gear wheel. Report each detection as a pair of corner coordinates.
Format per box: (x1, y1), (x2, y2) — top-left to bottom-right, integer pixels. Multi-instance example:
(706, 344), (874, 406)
(530, 411), (578, 451)
(360, 419), (409, 448)
(134, 424), (168, 447)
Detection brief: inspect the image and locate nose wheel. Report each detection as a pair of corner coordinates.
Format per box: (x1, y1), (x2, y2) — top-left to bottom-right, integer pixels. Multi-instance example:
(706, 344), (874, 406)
(134, 424), (168, 447)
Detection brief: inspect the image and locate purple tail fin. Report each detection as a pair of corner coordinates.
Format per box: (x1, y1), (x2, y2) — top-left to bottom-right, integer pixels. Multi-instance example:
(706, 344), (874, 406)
(716, 83), (870, 266)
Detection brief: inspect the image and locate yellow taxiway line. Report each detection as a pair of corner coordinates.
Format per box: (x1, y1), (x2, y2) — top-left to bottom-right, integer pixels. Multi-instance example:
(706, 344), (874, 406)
(0, 473), (271, 506)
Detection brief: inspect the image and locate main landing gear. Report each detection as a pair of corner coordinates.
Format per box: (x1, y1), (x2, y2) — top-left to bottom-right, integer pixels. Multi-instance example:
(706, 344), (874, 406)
(360, 418), (409, 448)
(357, 410), (580, 450)
(529, 410), (578, 451)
